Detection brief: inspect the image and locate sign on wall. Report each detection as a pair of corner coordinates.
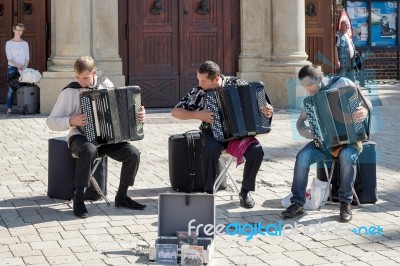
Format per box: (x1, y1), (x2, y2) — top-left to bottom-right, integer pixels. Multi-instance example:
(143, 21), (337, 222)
(347, 1), (398, 47)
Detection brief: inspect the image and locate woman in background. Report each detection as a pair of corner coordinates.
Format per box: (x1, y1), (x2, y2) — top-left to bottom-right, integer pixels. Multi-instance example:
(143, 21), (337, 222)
(5, 23), (30, 115)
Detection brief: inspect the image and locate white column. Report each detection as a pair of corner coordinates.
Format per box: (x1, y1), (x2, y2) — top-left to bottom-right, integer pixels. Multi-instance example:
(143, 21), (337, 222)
(260, 0), (311, 108)
(237, 0), (272, 81)
(91, 0), (124, 83)
(40, 0), (124, 115)
(48, 0), (91, 72)
(270, 0), (308, 64)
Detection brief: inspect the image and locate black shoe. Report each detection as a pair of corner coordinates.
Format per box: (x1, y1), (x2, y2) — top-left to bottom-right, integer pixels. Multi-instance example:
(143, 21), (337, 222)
(115, 196), (146, 210)
(282, 202), (304, 218)
(339, 202), (352, 222)
(239, 191), (255, 209)
(73, 201), (88, 218)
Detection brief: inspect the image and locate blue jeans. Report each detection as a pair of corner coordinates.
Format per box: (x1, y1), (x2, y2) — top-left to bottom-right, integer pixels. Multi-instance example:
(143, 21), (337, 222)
(6, 66), (19, 109)
(337, 66), (355, 82)
(290, 141), (359, 206)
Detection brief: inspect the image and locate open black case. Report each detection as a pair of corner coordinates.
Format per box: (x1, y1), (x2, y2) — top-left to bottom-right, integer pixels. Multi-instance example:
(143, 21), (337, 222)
(149, 193), (215, 264)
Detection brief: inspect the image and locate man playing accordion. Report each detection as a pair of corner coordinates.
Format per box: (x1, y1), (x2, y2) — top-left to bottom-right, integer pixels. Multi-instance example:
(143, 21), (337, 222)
(282, 65), (372, 222)
(46, 56), (146, 218)
(171, 61), (274, 208)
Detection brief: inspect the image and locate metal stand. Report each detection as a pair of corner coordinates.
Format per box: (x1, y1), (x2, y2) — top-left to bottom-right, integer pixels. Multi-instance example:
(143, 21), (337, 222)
(90, 157), (111, 206)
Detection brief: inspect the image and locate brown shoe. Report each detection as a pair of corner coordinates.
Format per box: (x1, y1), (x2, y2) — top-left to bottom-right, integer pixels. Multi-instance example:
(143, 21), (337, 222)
(339, 202), (352, 222)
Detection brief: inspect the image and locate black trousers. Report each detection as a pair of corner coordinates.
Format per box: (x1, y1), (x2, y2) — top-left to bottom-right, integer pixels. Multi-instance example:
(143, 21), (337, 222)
(201, 128), (264, 192)
(69, 134), (141, 188)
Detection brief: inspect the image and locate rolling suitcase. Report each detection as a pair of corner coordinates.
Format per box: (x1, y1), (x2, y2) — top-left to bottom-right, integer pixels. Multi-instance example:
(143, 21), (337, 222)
(168, 131), (205, 193)
(17, 85), (40, 114)
(316, 141), (378, 204)
(47, 137), (108, 200)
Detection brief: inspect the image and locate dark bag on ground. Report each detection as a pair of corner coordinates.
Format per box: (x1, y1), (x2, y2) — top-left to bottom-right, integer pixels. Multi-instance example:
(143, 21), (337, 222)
(47, 137), (108, 200)
(168, 131), (205, 193)
(7, 73), (22, 91)
(316, 141), (378, 205)
(354, 51), (363, 72)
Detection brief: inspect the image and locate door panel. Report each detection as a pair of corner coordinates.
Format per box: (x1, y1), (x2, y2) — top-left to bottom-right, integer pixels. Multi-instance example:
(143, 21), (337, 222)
(125, 0), (239, 108)
(0, 0), (48, 104)
(179, 0), (225, 99)
(0, 0), (14, 104)
(305, 0), (335, 75)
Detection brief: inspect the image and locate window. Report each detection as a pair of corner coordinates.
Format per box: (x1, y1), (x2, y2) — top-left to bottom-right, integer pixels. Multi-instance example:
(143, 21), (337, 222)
(346, 1), (399, 47)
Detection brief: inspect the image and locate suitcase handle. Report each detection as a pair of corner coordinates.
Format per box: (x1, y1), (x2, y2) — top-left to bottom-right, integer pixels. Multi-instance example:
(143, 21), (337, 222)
(185, 132), (196, 175)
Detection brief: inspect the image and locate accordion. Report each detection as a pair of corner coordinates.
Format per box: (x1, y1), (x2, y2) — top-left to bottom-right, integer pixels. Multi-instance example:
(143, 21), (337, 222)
(80, 86), (144, 146)
(205, 81), (272, 142)
(303, 85), (369, 151)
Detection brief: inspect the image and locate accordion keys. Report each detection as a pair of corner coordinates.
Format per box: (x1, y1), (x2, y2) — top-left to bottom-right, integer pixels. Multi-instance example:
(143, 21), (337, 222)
(303, 85), (368, 151)
(205, 81), (272, 142)
(80, 86), (144, 146)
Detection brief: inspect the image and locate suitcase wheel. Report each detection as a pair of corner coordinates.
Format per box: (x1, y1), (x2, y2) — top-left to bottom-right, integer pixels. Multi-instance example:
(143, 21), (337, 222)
(23, 105), (29, 115)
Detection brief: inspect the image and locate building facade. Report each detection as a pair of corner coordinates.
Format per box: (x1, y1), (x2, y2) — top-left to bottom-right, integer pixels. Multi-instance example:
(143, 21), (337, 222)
(1, 0), (398, 114)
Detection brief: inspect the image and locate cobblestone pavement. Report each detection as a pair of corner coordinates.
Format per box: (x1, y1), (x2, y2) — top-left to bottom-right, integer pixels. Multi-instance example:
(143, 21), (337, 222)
(0, 85), (400, 266)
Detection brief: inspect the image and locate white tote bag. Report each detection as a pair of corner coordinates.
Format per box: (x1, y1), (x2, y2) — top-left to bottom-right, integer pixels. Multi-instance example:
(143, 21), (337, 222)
(281, 178), (329, 210)
(19, 68), (42, 84)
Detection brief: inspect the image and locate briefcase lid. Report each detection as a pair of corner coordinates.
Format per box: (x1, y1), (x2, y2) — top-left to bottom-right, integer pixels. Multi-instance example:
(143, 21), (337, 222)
(158, 193), (215, 238)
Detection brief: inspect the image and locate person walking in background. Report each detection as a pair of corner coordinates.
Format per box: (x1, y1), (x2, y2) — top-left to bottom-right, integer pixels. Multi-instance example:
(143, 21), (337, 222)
(335, 20), (356, 82)
(5, 23), (30, 115)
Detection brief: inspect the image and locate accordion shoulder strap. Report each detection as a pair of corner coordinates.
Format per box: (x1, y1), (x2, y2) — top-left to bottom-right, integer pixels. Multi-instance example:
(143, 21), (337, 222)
(320, 76), (341, 92)
(356, 85), (372, 139)
(62, 76), (109, 91)
(94, 76), (108, 89)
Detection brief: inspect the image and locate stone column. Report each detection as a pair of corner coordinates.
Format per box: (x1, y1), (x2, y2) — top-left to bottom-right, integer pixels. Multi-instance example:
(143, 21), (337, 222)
(261, 0), (310, 109)
(39, 0), (124, 115)
(238, 0), (311, 108)
(237, 0), (272, 82)
(91, 0), (124, 84)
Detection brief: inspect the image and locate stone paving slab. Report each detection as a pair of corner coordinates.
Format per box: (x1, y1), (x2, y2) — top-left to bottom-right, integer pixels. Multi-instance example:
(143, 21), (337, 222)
(0, 85), (399, 265)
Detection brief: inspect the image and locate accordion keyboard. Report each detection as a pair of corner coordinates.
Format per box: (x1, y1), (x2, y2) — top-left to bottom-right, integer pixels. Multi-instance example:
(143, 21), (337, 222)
(81, 96), (96, 143)
(205, 91), (225, 141)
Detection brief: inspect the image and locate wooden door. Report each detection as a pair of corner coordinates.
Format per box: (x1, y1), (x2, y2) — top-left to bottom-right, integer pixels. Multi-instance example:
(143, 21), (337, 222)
(123, 0), (239, 107)
(305, 0), (335, 75)
(0, 0), (48, 104)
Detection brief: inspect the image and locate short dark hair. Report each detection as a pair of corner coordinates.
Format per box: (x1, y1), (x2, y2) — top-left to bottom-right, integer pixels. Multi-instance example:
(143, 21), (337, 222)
(198, 61), (220, 80)
(298, 65), (321, 82)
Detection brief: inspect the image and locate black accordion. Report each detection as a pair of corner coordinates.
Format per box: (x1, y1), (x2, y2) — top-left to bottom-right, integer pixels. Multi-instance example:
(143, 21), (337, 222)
(303, 85), (369, 151)
(205, 81), (272, 142)
(80, 86), (144, 146)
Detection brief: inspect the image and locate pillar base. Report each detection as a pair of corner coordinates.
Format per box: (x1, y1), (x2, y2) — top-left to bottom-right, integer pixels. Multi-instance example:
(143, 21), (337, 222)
(39, 71), (126, 115)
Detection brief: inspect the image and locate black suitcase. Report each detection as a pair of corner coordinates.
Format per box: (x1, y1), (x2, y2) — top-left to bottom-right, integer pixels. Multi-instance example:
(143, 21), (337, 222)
(316, 141), (378, 204)
(17, 85), (40, 114)
(168, 131), (205, 193)
(47, 137), (107, 200)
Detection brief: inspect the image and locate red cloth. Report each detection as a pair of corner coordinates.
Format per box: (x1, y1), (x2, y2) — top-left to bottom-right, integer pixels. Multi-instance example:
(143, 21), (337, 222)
(226, 137), (260, 167)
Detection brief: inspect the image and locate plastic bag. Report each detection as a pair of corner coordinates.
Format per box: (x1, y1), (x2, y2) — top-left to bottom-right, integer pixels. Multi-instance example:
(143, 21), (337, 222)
(19, 68), (42, 84)
(281, 178), (329, 210)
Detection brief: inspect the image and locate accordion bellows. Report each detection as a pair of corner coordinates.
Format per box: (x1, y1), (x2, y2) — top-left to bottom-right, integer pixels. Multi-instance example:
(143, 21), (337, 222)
(205, 81), (272, 142)
(303, 85), (368, 151)
(80, 86), (144, 146)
